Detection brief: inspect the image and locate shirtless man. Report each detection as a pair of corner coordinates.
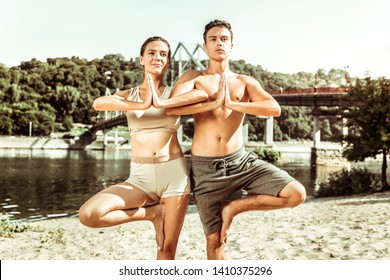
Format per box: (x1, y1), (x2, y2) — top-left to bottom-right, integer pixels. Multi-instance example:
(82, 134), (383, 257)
(166, 20), (306, 259)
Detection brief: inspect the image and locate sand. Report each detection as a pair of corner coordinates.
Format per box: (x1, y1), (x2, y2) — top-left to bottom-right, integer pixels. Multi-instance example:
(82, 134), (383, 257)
(1, 192), (390, 260)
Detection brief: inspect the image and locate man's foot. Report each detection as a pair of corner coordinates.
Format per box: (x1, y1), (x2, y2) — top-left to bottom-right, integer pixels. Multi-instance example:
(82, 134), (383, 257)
(220, 203), (234, 244)
(151, 204), (165, 251)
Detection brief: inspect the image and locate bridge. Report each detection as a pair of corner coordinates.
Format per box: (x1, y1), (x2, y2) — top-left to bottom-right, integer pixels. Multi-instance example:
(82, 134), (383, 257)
(88, 87), (351, 149)
(271, 87), (351, 107)
(86, 42), (353, 149)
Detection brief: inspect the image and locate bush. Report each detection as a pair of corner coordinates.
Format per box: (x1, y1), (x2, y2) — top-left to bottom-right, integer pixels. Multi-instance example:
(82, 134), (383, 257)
(0, 214), (31, 238)
(40, 228), (66, 245)
(314, 167), (380, 197)
(252, 147), (281, 163)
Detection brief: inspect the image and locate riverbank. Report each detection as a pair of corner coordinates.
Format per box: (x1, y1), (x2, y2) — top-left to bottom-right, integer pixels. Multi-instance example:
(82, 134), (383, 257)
(0, 135), (342, 152)
(0, 135), (351, 169)
(0, 135), (105, 150)
(1, 191), (389, 260)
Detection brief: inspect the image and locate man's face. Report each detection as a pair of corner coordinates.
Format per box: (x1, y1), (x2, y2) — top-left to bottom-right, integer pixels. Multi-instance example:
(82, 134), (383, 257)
(203, 27), (233, 61)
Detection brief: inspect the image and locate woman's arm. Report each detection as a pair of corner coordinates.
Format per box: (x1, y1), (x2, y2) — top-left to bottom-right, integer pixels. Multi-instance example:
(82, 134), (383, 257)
(93, 88), (152, 111)
(165, 73), (226, 115)
(148, 73), (208, 109)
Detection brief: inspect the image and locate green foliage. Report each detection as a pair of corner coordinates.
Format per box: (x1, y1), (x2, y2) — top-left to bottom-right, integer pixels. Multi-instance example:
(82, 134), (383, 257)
(339, 77), (390, 190)
(252, 147), (281, 163)
(40, 228), (66, 245)
(0, 55), (356, 138)
(277, 106), (312, 141)
(1, 212), (66, 244)
(314, 168), (380, 197)
(0, 57), (104, 135)
(0, 104), (13, 134)
(247, 117), (265, 141)
(0, 213), (32, 238)
(341, 78), (390, 159)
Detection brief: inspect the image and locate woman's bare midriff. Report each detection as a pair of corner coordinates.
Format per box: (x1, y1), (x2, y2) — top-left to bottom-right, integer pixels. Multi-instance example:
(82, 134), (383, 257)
(130, 131), (182, 157)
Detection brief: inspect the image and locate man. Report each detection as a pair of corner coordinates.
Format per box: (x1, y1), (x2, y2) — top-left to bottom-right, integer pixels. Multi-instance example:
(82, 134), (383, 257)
(166, 19), (306, 259)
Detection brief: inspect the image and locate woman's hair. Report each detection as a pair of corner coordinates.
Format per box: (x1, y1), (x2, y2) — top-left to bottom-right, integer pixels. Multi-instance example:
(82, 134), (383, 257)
(203, 19), (233, 43)
(140, 36), (171, 62)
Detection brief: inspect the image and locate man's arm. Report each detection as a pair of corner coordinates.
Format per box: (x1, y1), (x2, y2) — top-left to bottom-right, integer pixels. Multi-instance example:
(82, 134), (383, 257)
(93, 88), (151, 111)
(165, 73), (226, 115)
(225, 76), (281, 117)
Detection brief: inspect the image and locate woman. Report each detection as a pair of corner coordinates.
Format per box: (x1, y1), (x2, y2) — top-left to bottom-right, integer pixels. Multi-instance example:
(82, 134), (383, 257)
(79, 36), (207, 260)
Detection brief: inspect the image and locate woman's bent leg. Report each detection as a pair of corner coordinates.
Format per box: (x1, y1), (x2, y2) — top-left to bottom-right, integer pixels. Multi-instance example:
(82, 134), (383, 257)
(78, 182), (158, 228)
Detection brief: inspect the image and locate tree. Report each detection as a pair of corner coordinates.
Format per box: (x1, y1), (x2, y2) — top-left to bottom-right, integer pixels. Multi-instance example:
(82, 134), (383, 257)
(50, 85), (81, 130)
(340, 77), (390, 191)
(278, 106), (312, 140)
(0, 54), (356, 138)
(0, 104), (13, 134)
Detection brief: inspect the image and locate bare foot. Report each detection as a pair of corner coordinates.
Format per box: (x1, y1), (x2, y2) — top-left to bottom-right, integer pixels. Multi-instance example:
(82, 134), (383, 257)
(151, 204), (165, 251)
(220, 203), (233, 244)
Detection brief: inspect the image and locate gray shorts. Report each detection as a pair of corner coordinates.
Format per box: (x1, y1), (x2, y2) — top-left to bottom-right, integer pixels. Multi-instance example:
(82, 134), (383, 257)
(191, 146), (295, 235)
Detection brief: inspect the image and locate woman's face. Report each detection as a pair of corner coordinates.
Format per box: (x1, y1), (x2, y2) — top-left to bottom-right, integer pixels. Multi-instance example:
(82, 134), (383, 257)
(140, 40), (170, 75)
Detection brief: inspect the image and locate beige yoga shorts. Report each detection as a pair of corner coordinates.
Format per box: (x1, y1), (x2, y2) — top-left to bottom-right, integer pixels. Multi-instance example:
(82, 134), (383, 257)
(126, 154), (190, 202)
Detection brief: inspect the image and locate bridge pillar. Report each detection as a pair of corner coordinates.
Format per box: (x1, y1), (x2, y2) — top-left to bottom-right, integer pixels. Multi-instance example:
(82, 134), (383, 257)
(177, 125), (183, 145)
(313, 115), (321, 147)
(113, 128), (119, 147)
(265, 116), (274, 145)
(243, 122), (249, 145)
(342, 117), (348, 137)
(103, 129), (108, 147)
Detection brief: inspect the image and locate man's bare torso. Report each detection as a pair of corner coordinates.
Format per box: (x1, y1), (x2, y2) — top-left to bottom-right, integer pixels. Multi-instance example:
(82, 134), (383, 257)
(191, 72), (250, 156)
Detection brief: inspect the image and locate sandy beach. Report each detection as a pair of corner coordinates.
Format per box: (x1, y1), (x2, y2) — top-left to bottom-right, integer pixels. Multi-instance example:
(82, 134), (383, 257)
(1, 191), (390, 260)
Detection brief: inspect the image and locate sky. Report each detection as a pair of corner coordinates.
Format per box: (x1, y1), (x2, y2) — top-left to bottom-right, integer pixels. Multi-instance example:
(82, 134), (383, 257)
(1, 0), (390, 78)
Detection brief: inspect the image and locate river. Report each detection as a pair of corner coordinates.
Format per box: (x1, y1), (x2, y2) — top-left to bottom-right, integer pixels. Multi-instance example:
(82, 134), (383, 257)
(0, 147), (385, 221)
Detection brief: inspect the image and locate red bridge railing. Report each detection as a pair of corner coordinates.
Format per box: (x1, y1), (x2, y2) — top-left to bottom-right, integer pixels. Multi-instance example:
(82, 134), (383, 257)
(269, 87), (349, 95)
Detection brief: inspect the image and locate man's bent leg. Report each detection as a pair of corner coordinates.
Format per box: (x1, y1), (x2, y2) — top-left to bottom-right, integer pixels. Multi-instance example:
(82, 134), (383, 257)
(220, 181), (306, 243)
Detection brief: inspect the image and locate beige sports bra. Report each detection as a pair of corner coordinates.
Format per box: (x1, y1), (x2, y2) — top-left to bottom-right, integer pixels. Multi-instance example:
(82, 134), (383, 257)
(125, 86), (180, 135)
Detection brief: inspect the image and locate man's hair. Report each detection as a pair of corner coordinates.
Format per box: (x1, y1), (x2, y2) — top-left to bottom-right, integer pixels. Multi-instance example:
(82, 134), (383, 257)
(203, 19), (233, 43)
(140, 36), (171, 62)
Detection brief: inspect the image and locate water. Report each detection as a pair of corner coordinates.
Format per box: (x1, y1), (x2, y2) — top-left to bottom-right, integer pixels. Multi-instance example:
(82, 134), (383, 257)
(0, 148), (385, 221)
(0, 149), (131, 221)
